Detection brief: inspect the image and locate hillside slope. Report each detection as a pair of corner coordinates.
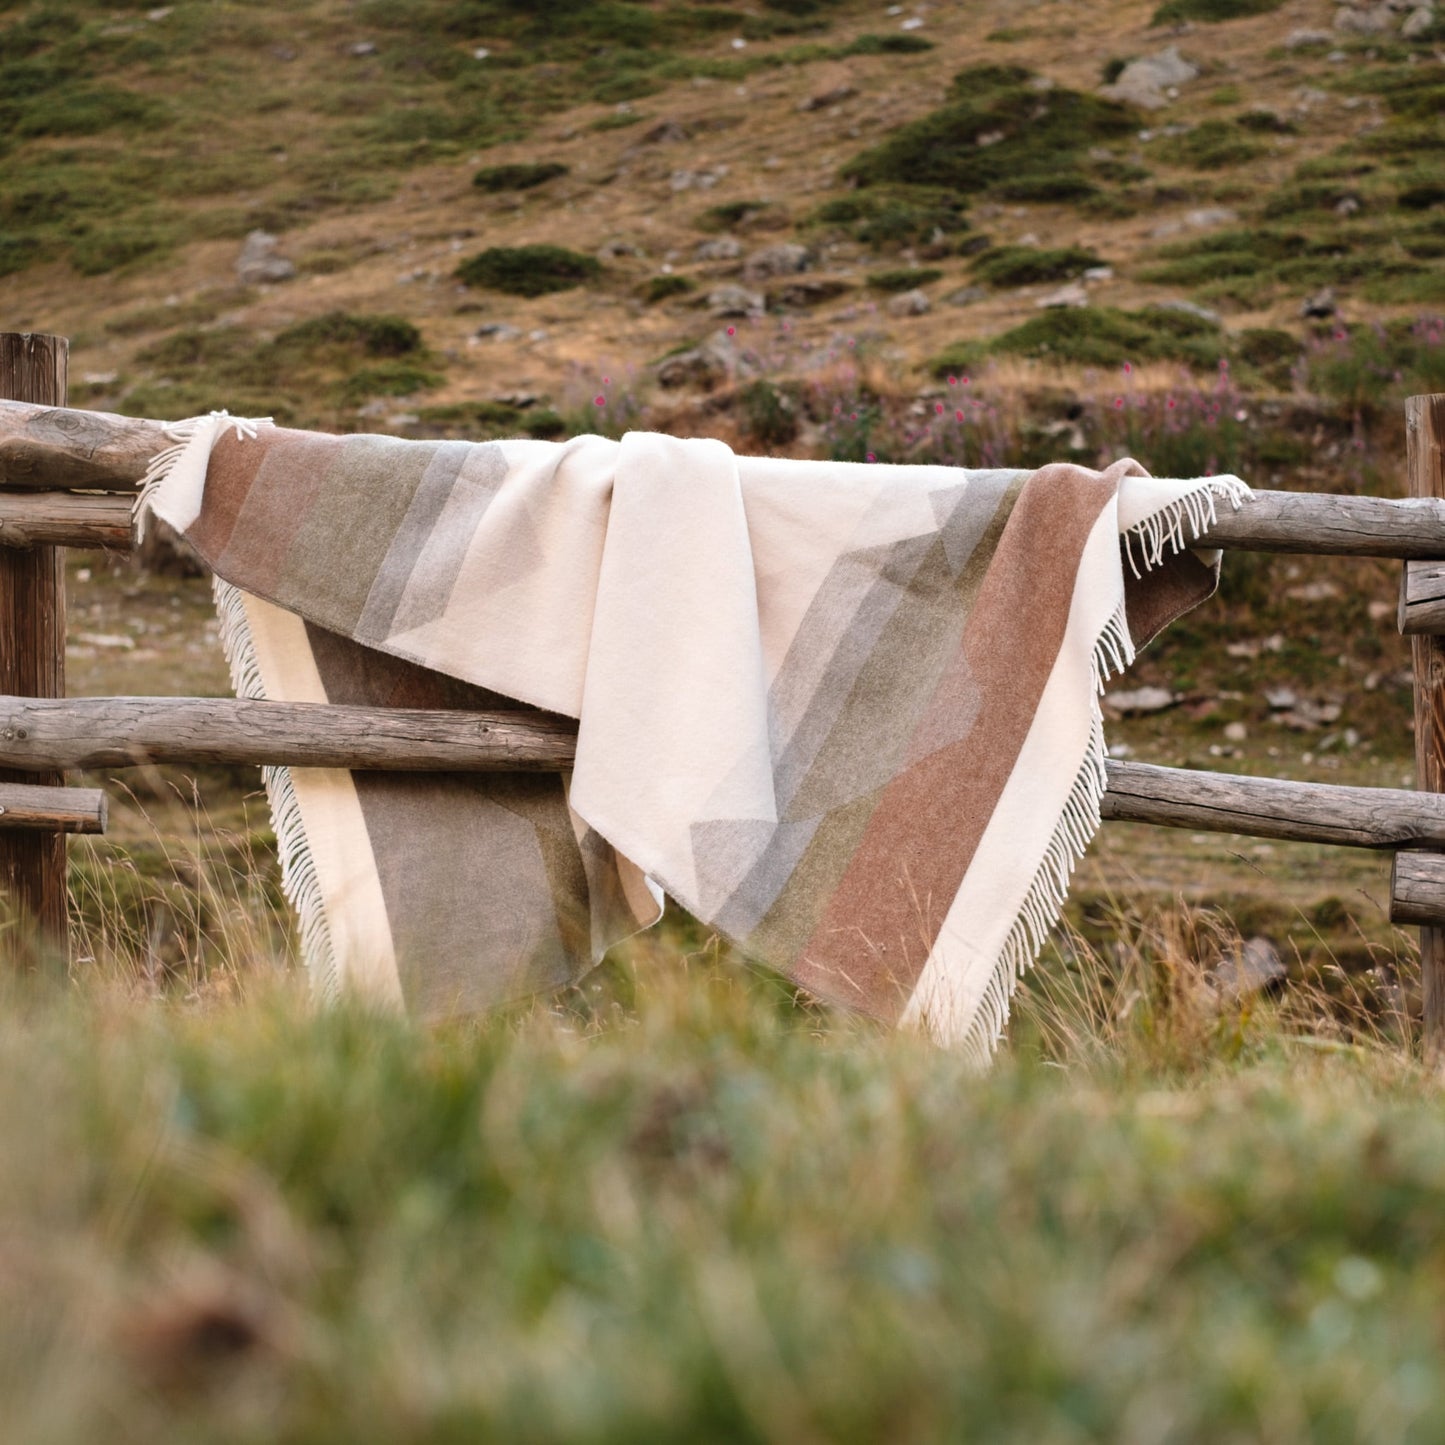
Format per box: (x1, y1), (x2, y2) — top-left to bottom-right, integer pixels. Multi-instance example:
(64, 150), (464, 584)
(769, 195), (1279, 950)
(2, 0), (1442, 437)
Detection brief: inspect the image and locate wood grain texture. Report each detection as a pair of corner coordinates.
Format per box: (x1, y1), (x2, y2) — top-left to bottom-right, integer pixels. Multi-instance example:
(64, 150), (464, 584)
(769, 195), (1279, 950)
(0, 397), (165, 492)
(0, 338), (68, 945)
(1199, 489), (1445, 557)
(1102, 759), (1445, 849)
(0, 696), (581, 772)
(1391, 852), (1445, 926)
(1399, 559), (1445, 635)
(1408, 394), (1445, 1051)
(0, 784), (105, 835)
(0, 491), (134, 550)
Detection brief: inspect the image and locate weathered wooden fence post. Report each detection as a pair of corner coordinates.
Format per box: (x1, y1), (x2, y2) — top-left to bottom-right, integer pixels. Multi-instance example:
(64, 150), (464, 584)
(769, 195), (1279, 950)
(0, 334), (69, 951)
(1407, 393), (1445, 1054)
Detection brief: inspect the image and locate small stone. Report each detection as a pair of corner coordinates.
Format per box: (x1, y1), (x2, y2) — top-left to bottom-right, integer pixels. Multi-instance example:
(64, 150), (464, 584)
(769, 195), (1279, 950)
(1334, 195), (1361, 216)
(695, 236), (744, 262)
(1037, 281), (1089, 308)
(1300, 287), (1337, 319)
(1184, 206), (1237, 229)
(235, 229), (295, 285)
(1285, 27), (1336, 46)
(887, 288), (931, 317)
(1104, 686), (1177, 715)
(798, 85), (857, 112)
(1334, 3), (1394, 32)
(1083, 266), (1115, 282)
(768, 276), (852, 308)
(1213, 937), (1287, 1000)
(1099, 46), (1200, 110)
(944, 286), (988, 307)
(1156, 298), (1221, 324)
(1265, 686), (1298, 710)
(742, 243), (811, 281)
(1224, 721), (1248, 742)
(1285, 580), (1341, 602)
(1402, 6), (1435, 36)
(348, 40), (378, 56)
(705, 283), (765, 317)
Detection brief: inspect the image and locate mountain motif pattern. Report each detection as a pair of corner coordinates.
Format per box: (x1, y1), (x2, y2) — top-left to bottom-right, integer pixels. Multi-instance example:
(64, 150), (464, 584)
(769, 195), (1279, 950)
(141, 419), (1246, 1054)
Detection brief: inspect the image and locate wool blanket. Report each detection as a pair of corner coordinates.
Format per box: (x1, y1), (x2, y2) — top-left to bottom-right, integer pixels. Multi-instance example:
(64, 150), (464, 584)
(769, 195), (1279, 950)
(140, 417), (1247, 1055)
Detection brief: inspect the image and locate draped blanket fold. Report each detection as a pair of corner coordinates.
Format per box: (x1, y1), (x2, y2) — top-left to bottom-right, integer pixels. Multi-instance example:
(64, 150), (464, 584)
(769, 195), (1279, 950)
(141, 419), (1247, 1056)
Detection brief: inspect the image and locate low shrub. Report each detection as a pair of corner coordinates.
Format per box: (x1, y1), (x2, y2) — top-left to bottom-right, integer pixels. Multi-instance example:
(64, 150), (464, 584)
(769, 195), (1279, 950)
(1304, 316), (1445, 413)
(738, 379), (800, 447)
(1151, 0), (1286, 20)
(866, 267), (943, 293)
(808, 186), (969, 249)
(970, 246), (1106, 288)
(472, 162), (569, 192)
(840, 64), (1135, 204)
(456, 244), (602, 297)
(1153, 120), (1265, 170)
(844, 32), (934, 54)
(642, 274), (694, 304)
(930, 304), (1226, 374)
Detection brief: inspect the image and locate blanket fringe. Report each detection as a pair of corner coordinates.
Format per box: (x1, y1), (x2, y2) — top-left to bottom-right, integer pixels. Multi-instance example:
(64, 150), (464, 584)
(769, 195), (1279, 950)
(955, 475), (1251, 1061)
(133, 410), (270, 542)
(213, 577), (341, 1000)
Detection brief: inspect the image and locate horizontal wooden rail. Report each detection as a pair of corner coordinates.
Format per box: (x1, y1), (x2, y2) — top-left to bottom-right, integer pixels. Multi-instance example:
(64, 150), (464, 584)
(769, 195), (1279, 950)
(1100, 759), (1445, 849)
(0, 399), (163, 492)
(1399, 560), (1445, 635)
(0, 783), (106, 834)
(2, 694), (1443, 852)
(0, 696), (580, 772)
(0, 491), (134, 550)
(1200, 491), (1445, 559)
(6, 398), (1445, 560)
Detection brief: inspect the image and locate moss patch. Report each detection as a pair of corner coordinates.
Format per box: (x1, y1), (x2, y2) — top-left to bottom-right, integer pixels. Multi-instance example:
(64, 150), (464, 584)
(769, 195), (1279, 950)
(970, 246), (1106, 288)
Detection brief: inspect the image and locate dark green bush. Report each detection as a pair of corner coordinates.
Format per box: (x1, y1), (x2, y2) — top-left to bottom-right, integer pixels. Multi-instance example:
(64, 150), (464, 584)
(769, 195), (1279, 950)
(1154, 120), (1265, 170)
(456, 244), (602, 297)
(970, 246), (1106, 287)
(472, 162), (569, 192)
(809, 187), (969, 249)
(1399, 184), (1445, 210)
(1236, 110), (1298, 134)
(840, 65), (1135, 201)
(739, 379), (799, 447)
(1151, 0), (1285, 21)
(641, 274), (694, 304)
(276, 313), (423, 357)
(866, 267), (943, 293)
(845, 33), (935, 54)
(931, 304), (1225, 374)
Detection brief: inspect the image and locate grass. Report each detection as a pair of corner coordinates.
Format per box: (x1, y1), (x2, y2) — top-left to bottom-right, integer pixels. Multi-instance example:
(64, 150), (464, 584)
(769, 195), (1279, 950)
(456, 244), (602, 298)
(124, 311), (442, 428)
(0, 896), (1438, 1444)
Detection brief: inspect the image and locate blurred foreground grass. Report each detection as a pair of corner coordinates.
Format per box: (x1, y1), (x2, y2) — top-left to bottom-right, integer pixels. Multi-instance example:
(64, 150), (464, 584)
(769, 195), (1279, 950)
(3, 905), (1443, 1444)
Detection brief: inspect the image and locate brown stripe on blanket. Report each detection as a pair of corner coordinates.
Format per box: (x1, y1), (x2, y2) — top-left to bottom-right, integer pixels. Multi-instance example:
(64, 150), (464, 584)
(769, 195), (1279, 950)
(781, 463), (1116, 1021)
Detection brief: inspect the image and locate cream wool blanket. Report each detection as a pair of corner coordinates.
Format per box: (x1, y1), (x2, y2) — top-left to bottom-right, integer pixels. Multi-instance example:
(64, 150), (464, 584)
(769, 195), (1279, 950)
(141, 419), (1247, 1055)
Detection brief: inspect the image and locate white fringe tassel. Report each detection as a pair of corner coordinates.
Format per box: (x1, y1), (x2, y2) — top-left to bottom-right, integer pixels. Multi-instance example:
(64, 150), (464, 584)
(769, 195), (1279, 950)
(213, 577), (341, 1000)
(956, 475), (1252, 1062)
(133, 410), (270, 542)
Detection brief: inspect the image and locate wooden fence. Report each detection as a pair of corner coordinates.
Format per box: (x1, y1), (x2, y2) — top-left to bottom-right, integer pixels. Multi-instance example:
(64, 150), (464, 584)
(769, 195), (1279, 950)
(3, 333), (1445, 1042)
